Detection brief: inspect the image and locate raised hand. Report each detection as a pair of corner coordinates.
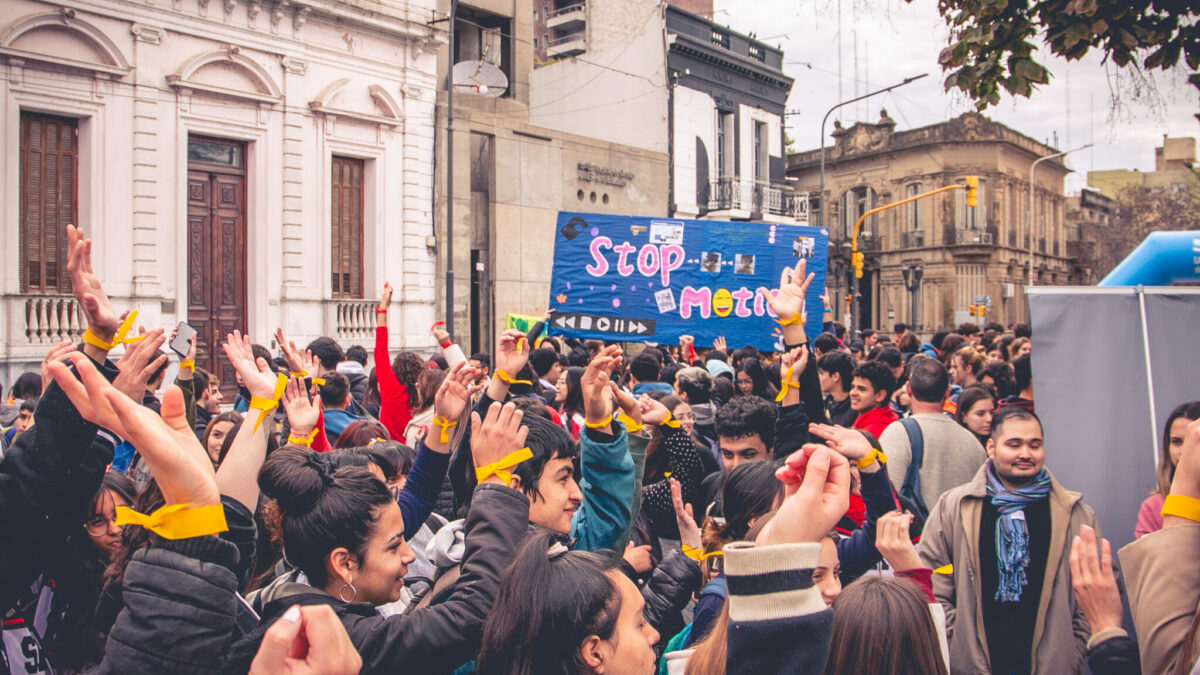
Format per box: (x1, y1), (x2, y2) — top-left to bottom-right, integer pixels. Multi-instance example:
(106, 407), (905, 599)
(379, 282), (394, 313)
(670, 477), (701, 552)
(249, 604), (363, 675)
(757, 445), (850, 546)
(1069, 524), (1123, 634)
(275, 328), (306, 374)
(435, 362), (483, 421)
(470, 401), (530, 486)
(112, 328), (167, 403)
(623, 542), (653, 574)
(758, 259), (814, 322)
(712, 336), (727, 353)
(171, 326), (198, 382)
(281, 376), (321, 438)
(781, 345), (808, 372)
(67, 225), (120, 339)
(638, 394), (671, 426)
(493, 329), (530, 379)
(874, 511), (921, 571)
(807, 424), (873, 462)
(40, 339), (77, 393)
(609, 382), (642, 428)
(52, 352), (217, 507)
(224, 331), (279, 399)
(581, 345), (623, 428)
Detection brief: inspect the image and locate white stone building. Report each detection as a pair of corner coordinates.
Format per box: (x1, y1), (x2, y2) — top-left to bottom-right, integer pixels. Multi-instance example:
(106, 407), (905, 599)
(0, 0), (442, 392)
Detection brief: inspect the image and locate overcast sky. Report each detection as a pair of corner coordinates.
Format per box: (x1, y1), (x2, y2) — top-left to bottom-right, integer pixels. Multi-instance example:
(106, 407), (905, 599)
(714, 0), (1200, 193)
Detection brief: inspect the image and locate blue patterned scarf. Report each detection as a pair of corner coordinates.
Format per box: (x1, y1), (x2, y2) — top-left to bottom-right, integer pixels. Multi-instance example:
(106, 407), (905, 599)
(985, 460), (1052, 603)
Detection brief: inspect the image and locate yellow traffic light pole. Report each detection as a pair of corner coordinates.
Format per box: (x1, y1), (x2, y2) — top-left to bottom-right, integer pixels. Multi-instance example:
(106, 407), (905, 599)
(849, 177), (978, 332)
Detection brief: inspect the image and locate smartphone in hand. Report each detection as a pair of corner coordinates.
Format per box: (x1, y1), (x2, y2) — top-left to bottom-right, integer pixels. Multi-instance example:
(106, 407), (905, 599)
(170, 321), (197, 359)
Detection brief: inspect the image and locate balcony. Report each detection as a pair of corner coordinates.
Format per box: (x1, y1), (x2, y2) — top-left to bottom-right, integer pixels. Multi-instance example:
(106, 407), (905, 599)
(332, 299), (377, 340)
(1066, 239), (1094, 260)
(19, 294), (85, 344)
(546, 3), (585, 31)
(901, 230), (925, 249)
(948, 228), (994, 246)
(707, 178), (808, 222)
(546, 31), (586, 58)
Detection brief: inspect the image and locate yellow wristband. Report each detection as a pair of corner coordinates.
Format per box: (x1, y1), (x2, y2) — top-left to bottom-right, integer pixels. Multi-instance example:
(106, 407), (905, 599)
(288, 428), (320, 447)
(82, 310), (147, 351)
(1163, 494), (1200, 522)
(681, 545), (703, 562)
(774, 312), (805, 327)
(856, 449), (887, 469)
(495, 369), (532, 386)
(248, 373), (288, 433)
(114, 503), (228, 540)
(311, 377), (326, 387)
(614, 412), (642, 434)
(293, 370), (308, 378)
(431, 415), (458, 444)
(179, 359), (195, 374)
(775, 364), (800, 403)
(584, 418), (611, 429)
(475, 447), (534, 485)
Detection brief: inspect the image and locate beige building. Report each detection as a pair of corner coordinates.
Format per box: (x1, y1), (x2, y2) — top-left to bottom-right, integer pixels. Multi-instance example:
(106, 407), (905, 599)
(434, 0), (669, 354)
(787, 111), (1080, 331)
(1088, 136), (1198, 199)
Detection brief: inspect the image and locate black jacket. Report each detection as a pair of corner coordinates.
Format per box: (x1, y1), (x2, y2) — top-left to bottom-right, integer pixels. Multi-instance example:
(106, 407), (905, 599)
(225, 483), (530, 675)
(99, 535), (241, 675)
(0, 355), (121, 673)
(639, 549), (702, 639)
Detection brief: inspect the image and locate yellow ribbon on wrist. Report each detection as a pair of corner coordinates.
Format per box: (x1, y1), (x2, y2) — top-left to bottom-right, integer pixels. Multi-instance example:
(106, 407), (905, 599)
(681, 545), (703, 562)
(495, 369), (532, 386)
(82, 310), (147, 351)
(248, 373), (288, 433)
(179, 359), (195, 374)
(584, 418), (611, 429)
(431, 415), (458, 444)
(293, 370), (308, 378)
(287, 428), (319, 447)
(1162, 494), (1200, 522)
(311, 377), (326, 387)
(614, 412), (642, 434)
(856, 449), (888, 469)
(475, 447), (534, 485)
(775, 365), (800, 402)
(114, 503), (228, 540)
(774, 312), (805, 327)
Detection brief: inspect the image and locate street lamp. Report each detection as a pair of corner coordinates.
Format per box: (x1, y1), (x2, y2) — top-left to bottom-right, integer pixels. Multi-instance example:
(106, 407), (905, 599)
(902, 263), (923, 329)
(819, 74), (927, 233)
(1027, 142), (1091, 288)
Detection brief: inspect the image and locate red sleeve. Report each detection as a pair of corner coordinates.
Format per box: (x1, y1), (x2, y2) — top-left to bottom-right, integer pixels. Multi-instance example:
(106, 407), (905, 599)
(311, 407), (331, 453)
(895, 568), (935, 603)
(375, 324), (412, 441)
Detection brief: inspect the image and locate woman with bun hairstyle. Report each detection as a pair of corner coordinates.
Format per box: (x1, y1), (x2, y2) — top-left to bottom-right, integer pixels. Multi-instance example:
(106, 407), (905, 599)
(227, 364), (533, 674)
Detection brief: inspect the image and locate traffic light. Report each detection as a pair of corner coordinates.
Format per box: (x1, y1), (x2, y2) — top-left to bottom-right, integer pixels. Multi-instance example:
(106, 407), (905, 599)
(965, 175), (979, 208)
(852, 251), (864, 278)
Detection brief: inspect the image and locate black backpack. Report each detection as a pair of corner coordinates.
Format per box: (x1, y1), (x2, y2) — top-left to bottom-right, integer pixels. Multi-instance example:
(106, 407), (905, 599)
(898, 418), (930, 518)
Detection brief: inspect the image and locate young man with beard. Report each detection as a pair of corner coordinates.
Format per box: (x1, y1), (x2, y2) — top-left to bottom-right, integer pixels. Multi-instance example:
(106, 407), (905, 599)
(920, 406), (1106, 675)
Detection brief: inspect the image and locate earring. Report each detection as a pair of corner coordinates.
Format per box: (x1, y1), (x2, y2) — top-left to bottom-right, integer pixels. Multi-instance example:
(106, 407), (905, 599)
(338, 581), (358, 603)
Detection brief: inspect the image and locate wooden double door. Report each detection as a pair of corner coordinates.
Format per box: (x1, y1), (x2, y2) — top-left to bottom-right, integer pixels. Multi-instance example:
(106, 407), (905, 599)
(186, 136), (246, 396)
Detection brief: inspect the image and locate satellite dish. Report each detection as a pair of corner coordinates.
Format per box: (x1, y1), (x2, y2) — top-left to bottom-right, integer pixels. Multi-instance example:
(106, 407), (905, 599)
(452, 60), (508, 97)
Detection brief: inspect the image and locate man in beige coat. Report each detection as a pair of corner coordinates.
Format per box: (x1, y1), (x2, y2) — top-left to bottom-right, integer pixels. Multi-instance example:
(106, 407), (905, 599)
(920, 406), (1103, 674)
(1120, 415), (1200, 675)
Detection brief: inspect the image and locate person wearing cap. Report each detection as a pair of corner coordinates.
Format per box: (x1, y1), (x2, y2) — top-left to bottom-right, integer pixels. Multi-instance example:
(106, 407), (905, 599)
(850, 339), (866, 363)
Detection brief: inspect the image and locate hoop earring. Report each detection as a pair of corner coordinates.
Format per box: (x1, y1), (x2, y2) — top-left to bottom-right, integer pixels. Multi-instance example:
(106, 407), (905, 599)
(338, 582), (357, 603)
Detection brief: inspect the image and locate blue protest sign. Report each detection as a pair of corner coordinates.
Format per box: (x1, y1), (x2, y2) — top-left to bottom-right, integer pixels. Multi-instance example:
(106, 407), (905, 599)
(547, 212), (828, 349)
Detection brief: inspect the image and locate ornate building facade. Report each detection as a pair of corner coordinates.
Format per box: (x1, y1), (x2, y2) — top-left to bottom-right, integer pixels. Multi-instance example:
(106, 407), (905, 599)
(787, 112), (1082, 331)
(1, 0), (442, 389)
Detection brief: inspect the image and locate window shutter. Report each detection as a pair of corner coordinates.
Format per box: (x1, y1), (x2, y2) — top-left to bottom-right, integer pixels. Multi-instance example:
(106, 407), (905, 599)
(20, 112), (77, 294)
(331, 157), (364, 299)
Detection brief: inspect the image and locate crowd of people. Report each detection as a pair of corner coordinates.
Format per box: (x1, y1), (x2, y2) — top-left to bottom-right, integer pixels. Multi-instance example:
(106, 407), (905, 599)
(0, 226), (1196, 674)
